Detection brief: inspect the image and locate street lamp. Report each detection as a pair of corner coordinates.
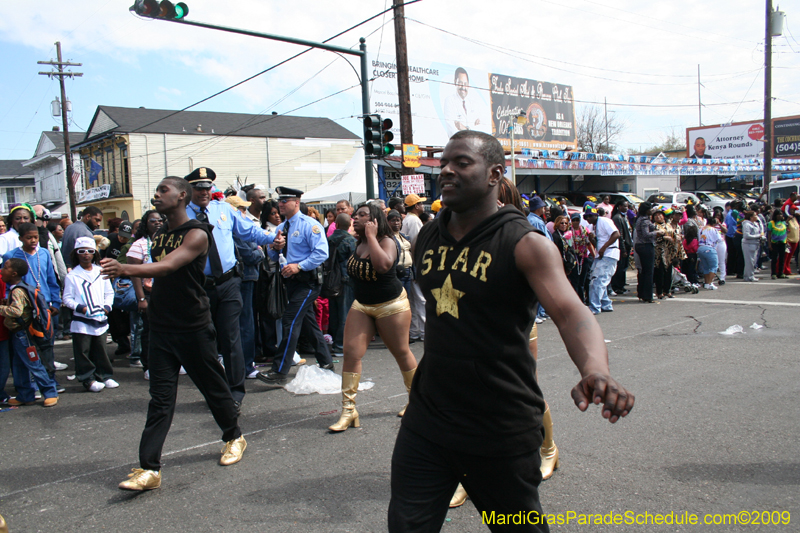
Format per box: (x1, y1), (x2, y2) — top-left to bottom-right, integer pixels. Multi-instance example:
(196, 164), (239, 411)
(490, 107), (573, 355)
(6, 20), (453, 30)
(510, 112), (527, 185)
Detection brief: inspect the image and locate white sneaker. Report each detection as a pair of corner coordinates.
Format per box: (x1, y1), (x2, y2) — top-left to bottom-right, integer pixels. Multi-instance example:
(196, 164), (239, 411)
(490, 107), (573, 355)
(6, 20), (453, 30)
(535, 317), (544, 324)
(103, 378), (120, 389)
(88, 381), (105, 392)
(246, 369), (259, 379)
(179, 366), (187, 375)
(144, 370), (150, 381)
(53, 362), (68, 371)
(34, 390), (42, 399)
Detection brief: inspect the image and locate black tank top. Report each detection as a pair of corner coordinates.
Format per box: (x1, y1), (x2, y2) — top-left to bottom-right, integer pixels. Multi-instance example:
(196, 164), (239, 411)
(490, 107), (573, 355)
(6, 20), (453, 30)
(402, 206), (545, 456)
(346, 238), (403, 305)
(149, 219), (213, 333)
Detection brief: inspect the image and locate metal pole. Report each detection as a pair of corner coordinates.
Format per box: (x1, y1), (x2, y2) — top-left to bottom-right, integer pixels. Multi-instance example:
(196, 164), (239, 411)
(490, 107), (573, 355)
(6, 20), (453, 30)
(697, 64), (702, 127)
(604, 97), (609, 153)
(360, 38), (375, 199)
(764, 0), (773, 192)
(510, 122), (516, 185)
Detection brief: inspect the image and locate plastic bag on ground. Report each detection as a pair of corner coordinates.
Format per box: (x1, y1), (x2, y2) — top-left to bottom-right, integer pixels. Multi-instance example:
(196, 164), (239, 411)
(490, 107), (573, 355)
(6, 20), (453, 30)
(285, 365), (374, 395)
(719, 324), (744, 335)
(749, 323), (764, 330)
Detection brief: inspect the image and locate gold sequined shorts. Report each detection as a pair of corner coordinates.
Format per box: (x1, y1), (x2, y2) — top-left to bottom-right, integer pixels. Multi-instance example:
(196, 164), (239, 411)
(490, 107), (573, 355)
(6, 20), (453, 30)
(351, 289), (411, 320)
(529, 323), (538, 342)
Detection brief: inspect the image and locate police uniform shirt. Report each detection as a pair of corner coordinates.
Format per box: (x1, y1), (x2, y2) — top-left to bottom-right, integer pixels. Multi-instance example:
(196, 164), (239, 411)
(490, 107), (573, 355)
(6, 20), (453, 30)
(186, 200), (275, 276)
(268, 211), (329, 271)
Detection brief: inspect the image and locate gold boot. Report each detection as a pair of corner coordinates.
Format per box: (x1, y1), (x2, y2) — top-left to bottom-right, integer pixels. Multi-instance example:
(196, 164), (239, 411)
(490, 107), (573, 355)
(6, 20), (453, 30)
(397, 367), (416, 417)
(329, 372), (360, 432)
(449, 483), (468, 508)
(539, 406), (560, 480)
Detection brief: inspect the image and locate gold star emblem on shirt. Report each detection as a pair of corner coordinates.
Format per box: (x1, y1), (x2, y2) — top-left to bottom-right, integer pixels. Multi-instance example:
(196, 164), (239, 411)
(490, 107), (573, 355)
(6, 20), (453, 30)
(431, 274), (465, 319)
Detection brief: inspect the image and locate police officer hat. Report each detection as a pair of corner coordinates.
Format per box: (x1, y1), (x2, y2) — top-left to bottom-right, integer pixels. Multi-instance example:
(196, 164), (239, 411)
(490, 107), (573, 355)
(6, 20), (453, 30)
(275, 186), (303, 200)
(185, 167), (216, 189)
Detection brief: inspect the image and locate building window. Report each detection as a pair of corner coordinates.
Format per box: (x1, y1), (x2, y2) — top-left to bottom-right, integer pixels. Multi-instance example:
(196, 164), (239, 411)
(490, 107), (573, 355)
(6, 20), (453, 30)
(5, 189), (15, 205)
(120, 145), (130, 194)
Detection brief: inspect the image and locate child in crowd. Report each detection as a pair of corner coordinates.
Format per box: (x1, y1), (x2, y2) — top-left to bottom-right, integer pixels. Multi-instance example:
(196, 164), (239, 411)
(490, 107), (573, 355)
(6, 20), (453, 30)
(63, 237), (116, 392)
(3, 222), (62, 389)
(0, 276), (11, 405)
(682, 224), (699, 285)
(0, 258), (58, 407)
(768, 209), (788, 279)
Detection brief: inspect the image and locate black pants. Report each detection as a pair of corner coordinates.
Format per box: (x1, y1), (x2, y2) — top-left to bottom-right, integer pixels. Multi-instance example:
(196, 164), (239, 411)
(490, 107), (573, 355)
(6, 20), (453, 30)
(139, 325), (241, 471)
(108, 308), (131, 353)
(207, 276), (246, 403)
(727, 235), (744, 277)
(271, 279), (331, 375)
(635, 243), (655, 302)
(654, 262), (672, 296)
(610, 249), (629, 293)
(683, 253), (698, 284)
(73, 332), (113, 385)
(389, 426), (549, 533)
(581, 256), (593, 303)
(771, 244), (786, 276)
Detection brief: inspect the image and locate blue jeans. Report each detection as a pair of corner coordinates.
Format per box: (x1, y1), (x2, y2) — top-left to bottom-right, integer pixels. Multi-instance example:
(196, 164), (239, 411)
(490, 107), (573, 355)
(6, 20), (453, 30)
(240, 280), (256, 373)
(10, 330), (57, 402)
(0, 340), (10, 401)
(589, 256), (617, 314)
(328, 280), (354, 353)
(697, 245), (719, 275)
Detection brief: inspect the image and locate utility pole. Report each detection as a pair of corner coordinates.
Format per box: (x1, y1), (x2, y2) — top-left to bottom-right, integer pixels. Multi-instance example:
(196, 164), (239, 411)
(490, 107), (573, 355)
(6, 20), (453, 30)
(764, 0), (773, 193)
(39, 41), (82, 220)
(697, 64), (702, 127)
(393, 1), (413, 175)
(604, 97), (609, 152)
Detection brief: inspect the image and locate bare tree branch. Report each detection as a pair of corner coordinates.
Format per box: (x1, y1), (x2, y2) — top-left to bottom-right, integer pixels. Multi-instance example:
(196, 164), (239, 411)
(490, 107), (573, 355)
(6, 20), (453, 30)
(576, 105), (625, 153)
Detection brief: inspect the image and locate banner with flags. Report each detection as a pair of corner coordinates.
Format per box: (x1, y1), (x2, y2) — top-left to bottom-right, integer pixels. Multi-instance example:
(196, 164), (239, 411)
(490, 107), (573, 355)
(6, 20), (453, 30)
(89, 159), (102, 184)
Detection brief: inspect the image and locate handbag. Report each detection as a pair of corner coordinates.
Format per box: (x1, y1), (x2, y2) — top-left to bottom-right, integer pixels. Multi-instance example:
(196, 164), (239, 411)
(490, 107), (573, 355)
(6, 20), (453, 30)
(266, 261), (287, 319)
(113, 278), (138, 312)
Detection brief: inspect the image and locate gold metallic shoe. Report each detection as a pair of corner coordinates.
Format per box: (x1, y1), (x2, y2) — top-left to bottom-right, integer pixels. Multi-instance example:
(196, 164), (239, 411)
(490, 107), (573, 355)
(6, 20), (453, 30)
(397, 367), (416, 417)
(220, 436), (247, 466)
(449, 483), (468, 508)
(118, 468), (161, 491)
(539, 406), (560, 480)
(0, 512), (7, 533)
(329, 372), (360, 431)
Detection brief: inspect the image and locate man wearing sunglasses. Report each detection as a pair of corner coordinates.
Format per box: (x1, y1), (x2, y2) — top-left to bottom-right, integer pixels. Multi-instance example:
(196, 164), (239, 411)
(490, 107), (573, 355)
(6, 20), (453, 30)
(184, 168), (283, 411)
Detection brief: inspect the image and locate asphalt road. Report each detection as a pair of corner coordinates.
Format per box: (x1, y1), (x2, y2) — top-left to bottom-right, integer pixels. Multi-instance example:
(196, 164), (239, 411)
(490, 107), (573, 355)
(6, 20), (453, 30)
(1, 274), (799, 532)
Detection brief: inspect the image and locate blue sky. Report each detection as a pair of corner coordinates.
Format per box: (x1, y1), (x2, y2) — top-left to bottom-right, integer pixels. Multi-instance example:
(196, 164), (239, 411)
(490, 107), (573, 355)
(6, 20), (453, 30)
(1, 0), (799, 163)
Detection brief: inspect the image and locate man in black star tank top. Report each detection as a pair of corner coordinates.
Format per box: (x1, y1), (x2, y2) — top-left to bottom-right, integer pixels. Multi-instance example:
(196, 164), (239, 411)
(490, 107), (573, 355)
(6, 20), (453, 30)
(388, 132), (635, 532)
(101, 177), (270, 491)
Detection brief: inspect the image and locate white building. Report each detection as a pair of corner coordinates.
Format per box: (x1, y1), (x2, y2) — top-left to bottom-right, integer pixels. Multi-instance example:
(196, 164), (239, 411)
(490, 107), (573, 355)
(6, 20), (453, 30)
(0, 160), (36, 215)
(71, 106), (361, 225)
(23, 128), (86, 214)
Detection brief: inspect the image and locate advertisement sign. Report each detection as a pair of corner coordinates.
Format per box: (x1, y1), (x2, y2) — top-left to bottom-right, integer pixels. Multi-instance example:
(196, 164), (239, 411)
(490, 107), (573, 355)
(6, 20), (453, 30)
(403, 143), (421, 168)
(489, 73), (577, 151)
(773, 115), (800, 158)
(401, 174), (426, 195)
(686, 121), (764, 160)
(78, 184), (111, 203)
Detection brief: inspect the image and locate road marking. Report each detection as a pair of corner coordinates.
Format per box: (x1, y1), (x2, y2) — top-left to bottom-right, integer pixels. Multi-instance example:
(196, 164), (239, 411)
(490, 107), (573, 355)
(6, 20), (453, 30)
(616, 296), (800, 307)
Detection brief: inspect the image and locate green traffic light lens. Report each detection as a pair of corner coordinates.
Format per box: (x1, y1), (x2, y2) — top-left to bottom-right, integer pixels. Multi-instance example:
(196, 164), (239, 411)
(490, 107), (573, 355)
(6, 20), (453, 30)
(383, 144), (395, 156)
(174, 2), (188, 18)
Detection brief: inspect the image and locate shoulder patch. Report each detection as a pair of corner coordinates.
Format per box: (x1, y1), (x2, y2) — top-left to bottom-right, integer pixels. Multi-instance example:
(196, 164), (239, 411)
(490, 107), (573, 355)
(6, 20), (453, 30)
(312, 225), (321, 234)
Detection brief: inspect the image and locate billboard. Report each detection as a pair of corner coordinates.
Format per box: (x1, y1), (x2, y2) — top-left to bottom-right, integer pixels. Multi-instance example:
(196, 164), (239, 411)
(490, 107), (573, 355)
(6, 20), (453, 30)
(370, 58), (576, 149)
(686, 121), (764, 160)
(773, 115), (800, 158)
(489, 73), (577, 150)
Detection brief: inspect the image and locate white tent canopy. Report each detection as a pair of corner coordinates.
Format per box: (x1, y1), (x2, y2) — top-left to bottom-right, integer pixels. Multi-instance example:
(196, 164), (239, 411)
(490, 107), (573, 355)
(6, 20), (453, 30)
(302, 148), (377, 205)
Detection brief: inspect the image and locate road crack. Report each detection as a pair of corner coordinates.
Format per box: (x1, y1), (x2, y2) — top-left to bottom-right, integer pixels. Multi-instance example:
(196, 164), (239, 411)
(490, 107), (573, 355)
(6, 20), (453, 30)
(686, 315), (702, 333)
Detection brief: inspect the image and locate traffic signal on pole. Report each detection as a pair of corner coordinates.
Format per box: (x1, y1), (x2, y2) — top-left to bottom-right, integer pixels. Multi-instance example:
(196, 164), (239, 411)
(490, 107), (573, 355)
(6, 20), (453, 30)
(130, 0), (189, 19)
(381, 118), (395, 158)
(363, 114), (382, 159)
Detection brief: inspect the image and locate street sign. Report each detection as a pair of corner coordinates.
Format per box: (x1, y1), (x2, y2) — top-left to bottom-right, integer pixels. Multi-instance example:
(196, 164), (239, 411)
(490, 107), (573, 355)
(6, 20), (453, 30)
(401, 174), (425, 195)
(402, 143), (421, 168)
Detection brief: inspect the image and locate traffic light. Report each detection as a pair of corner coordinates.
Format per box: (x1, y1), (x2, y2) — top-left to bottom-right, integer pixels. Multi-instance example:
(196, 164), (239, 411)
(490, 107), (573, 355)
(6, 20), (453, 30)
(381, 118), (395, 157)
(130, 0), (189, 19)
(363, 114), (382, 159)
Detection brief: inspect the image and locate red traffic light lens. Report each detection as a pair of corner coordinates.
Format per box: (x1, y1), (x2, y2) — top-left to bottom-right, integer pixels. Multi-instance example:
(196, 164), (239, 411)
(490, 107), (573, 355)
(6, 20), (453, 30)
(382, 118), (393, 130)
(131, 0), (160, 16)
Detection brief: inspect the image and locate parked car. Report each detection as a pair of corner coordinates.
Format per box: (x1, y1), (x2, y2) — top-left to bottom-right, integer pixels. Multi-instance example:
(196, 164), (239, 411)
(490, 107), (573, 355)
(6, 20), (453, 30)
(729, 189), (764, 204)
(591, 192), (645, 211)
(646, 191), (704, 210)
(544, 195), (581, 217)
(550, 191), (599, 209)
(690, 191), (736, 211)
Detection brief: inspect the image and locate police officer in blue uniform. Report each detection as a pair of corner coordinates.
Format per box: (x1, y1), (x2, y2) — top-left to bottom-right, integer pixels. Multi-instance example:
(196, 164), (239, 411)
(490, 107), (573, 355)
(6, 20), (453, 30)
(184, 168), (282, 408)
(257, 186), (333, 385)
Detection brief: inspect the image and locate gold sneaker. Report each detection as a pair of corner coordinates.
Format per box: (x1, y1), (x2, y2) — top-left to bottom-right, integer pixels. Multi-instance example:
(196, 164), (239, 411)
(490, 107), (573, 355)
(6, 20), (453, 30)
(220, 436), (247, 466)
(118, 468), (161, 491)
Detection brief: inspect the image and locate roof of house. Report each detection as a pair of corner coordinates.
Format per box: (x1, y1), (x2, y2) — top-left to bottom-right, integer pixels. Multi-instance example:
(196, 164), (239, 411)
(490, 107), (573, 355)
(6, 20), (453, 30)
(82, 106), (360, 143)
(0, 160), (35, 186)
(41, 131), (87, 153)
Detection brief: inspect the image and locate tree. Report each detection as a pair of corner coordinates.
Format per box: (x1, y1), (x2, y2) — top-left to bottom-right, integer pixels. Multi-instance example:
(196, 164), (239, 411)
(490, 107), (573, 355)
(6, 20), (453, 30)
(643, 128), (686, 153)
(576, 104), (625, 154)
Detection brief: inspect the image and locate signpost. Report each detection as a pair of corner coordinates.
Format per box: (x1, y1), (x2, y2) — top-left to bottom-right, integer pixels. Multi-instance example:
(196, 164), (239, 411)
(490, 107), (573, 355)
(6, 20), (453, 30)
(402, 143), (420, 168)
(401, 174), (425, 195)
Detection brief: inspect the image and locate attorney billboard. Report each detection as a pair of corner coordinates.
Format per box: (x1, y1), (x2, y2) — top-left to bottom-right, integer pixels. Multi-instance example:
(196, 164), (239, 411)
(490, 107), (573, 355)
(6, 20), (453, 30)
(686, 121), (764, 160)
